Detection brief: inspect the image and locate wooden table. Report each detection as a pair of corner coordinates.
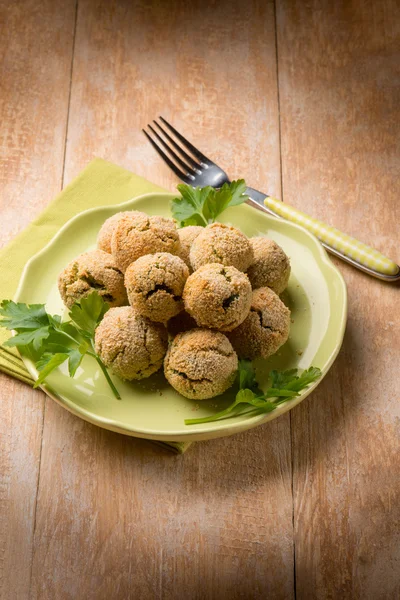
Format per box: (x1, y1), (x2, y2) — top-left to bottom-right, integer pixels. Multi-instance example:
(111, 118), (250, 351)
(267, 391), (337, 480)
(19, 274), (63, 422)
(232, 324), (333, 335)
(1, 1), (399, 598)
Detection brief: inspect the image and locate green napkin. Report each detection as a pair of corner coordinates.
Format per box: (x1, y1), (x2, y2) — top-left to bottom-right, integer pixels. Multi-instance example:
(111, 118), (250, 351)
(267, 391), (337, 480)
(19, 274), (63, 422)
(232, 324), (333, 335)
(0, 158), (191, 454)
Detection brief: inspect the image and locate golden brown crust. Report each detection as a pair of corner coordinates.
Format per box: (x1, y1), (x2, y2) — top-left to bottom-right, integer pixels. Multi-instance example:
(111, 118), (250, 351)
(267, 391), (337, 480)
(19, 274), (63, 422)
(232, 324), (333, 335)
(183, 263), (252, 331)
(164, 328), (238, 399)
(94, 306), (168, 380)
(111, 213), (180, 272)
(124, 252), (189, 323)
(57, 249), (127, 308)
(190, 223), (253, 272)
(247, 237), (291, 294)
(227, 287), (290, 359)
(97, 211), (143, 254)
(177, 225), (204, 271)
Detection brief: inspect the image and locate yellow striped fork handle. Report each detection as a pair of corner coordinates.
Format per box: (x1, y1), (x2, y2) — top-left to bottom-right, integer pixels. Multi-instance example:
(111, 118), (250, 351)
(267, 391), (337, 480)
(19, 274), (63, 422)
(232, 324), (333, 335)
(264, 197), (400, 283)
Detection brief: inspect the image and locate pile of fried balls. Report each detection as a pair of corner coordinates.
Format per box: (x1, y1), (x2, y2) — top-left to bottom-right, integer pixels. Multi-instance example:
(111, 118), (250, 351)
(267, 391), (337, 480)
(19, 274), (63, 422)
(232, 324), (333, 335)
(57, 211), (291, 400)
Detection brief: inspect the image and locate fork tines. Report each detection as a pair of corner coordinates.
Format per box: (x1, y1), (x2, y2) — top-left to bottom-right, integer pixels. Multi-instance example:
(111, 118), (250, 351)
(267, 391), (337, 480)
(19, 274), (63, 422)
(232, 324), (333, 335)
(143, 116), (209, 184)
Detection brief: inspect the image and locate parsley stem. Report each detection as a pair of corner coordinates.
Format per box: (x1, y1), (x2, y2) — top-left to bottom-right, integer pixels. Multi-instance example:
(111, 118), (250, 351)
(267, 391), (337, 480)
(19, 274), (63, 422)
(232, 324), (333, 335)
(54, 328), (80, 346)
(197, 213), (209, 226)
(52, 325), (88, 351)
(55, 326), (121, 399)
(185, 399), (280, 425)
(88, 352), (121, 400)
(185, 403), (238, 425)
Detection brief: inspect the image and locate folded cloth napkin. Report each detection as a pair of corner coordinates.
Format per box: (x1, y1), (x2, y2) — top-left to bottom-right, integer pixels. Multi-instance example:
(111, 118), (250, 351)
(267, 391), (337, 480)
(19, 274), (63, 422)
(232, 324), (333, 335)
(0, 158), (191, 454)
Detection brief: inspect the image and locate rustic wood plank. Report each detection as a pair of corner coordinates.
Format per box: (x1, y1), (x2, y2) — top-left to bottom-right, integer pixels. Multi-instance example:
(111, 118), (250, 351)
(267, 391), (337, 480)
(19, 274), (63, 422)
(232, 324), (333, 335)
(62, 0), (282, 196)
(0, 1), (77, 598)
(276, 0), (400, 598)
(31, 416), (294, 600)
(29, 1), (295, 599)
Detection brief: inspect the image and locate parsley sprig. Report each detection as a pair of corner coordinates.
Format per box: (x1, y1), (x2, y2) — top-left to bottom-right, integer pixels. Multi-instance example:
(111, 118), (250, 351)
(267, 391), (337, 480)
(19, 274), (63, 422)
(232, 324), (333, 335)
(0, 291), (121, 399)
(185, 360), (321, 425)
(171, 180), (249, 227)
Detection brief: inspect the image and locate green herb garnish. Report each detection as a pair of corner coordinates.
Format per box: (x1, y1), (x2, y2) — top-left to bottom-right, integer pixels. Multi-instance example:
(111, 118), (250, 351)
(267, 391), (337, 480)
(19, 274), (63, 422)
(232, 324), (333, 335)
(0, 291), (120, 399)
(185, 360), (321, 425)
(171, 180), (249, 227)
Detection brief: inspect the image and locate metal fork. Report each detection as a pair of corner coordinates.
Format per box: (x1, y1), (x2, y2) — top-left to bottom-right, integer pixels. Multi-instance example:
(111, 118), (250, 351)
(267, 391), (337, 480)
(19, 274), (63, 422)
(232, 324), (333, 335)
(143, 117), (400, 282)
(143, 117), (268, 208)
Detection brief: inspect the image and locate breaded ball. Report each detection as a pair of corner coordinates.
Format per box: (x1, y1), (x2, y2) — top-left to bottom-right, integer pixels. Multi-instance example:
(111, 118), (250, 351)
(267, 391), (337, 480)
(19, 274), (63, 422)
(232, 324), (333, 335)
(227, 287), (290, 359)
(125, 252), (189, 323)
(111, 212), (180, 272)
(97, 211), (144, 254)
(167, 311), (198, 338)
(247, 237), (291, 294)
(164, 329), (238, 400)
(177, 225), (203, 271)
(58, 250), (127, 308)
(183, 264), (252, 332)
(94, 306), (168, 380)
(190, 223), (253, 272)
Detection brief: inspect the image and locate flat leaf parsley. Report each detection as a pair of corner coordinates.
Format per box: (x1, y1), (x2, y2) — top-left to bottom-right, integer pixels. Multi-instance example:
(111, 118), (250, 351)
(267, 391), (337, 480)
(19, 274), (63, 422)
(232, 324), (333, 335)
(185, 360), (321, 425)
(0, 291), (120, 399)
(171, 180), (249, 227)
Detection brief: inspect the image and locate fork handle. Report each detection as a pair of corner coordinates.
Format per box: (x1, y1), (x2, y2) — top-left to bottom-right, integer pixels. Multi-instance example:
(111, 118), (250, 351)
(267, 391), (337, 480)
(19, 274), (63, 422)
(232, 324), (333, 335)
(245, 188), (400, 282)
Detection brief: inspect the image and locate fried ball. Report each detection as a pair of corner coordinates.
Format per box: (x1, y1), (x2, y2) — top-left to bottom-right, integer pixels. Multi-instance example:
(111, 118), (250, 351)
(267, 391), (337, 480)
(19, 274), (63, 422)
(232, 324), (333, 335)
(190, 223), (253, 272)
(164, 329), (238, 400)
(125, 252), (189, 323)
(177, 225), (204, 271)
(183, 264), (252, 332)
(227, 287), (290, 359)
(111, 212), (180, 272)
(58, 249), (127, 309)
(94, 306), (168, 380)
(167, 311), (198, 338)
(247, 237), (291, 294)
(97, 211), (144, 254)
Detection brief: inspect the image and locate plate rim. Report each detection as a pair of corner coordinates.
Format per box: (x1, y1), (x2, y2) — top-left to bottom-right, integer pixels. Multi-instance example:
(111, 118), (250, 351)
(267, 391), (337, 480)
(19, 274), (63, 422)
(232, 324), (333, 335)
(14, 192), (348, 441)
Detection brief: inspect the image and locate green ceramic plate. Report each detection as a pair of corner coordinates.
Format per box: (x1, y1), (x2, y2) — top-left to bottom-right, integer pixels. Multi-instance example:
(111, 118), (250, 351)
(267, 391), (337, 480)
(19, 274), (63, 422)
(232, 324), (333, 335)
(15, 193), (347, 441)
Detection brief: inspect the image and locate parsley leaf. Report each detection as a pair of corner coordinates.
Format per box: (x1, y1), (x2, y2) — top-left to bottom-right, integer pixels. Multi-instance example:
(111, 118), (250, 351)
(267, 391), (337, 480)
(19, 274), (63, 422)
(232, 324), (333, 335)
(226, 180), (249, 206)
(269, 369), (298, 389)
(34, 352), (70, 387)
(67, 348), (84, 377)
(270, 367), (322, 392)
(0, 292), (120, 399)
(69, 291), (109, 338)
(171, 184), (213, 226)
(237, 359), (263, 394)
(170, 180), (249, 227)
(184, 364), (322, 425)
(0, 301), (49, 330)
(3, 326), (50, 350)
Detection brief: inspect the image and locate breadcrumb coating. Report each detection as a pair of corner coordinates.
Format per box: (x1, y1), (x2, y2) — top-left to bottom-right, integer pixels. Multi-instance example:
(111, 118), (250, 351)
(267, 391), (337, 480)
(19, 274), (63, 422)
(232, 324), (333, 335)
(228, 287), (290, 359)
(94, 306), (168, 380)
(190, 223), (253, 272)
(111, 212), (180, 272)
(125, 252), (189, 323)
(164, 328), (238, 399)
(97, 211), (143, 254)
(247, 237), (290, 294)
(183, 263), (252, 331)
(58, 249), (127, 309)
(177, 226), (203, 271)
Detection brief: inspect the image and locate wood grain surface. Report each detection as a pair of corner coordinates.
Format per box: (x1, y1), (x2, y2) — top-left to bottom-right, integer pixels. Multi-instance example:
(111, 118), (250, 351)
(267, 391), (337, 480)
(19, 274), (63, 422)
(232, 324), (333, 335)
(277, 2), (400, 598)
(0, 1), (76, 598)
(0, 0), (399, 599)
